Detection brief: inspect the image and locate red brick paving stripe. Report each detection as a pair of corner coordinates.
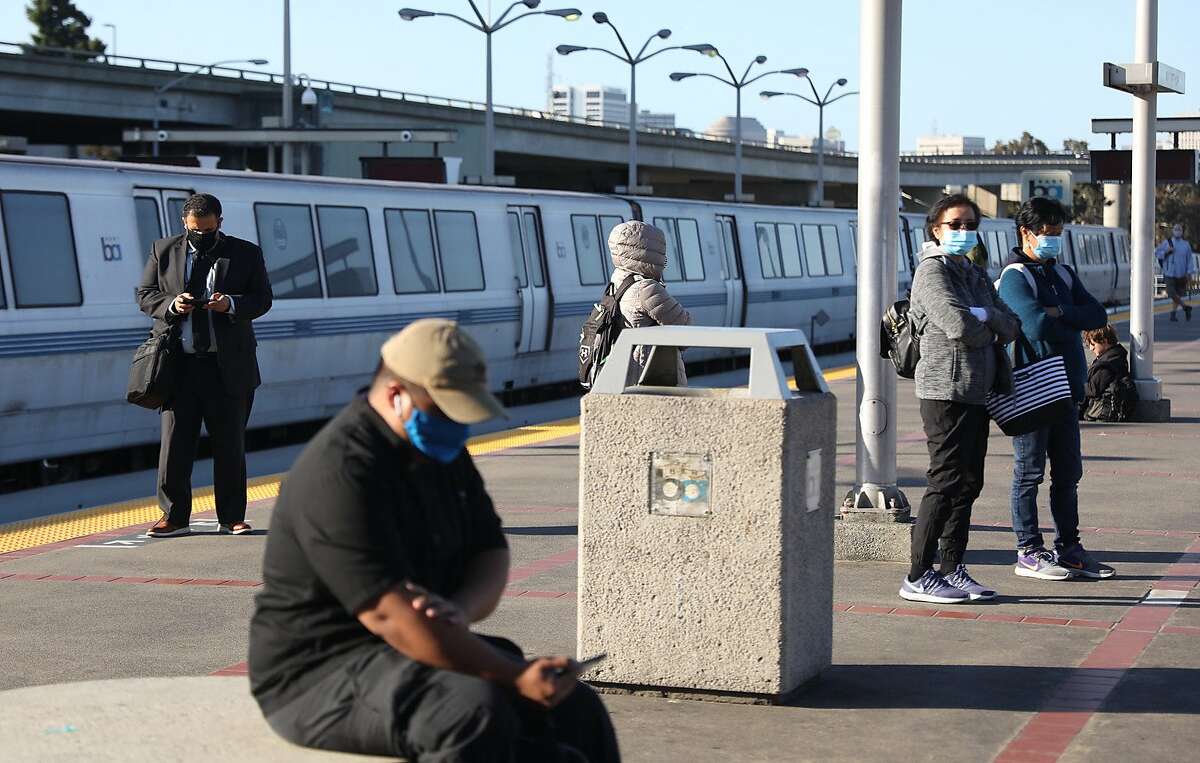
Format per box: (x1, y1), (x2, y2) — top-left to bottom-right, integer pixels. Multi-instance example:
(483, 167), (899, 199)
(210, 661), (249, 676)
(978, 613), (1027, 624)
(845, 604), (893, 614)
(891, 607), (938, 617)
(506, 548), (577, 585)
(1162, 625), (1200, 636)
(932, 610), (979, 620)
(1066, 619), (1112, 630)
(110, 576), (157, 584)
(996, 537), (1200, 761)
(1023, 616), (1072, 626)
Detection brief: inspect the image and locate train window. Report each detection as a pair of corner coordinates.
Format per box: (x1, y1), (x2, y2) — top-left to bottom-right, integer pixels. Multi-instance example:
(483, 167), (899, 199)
(1122, 237), (1131, 263)
(717, 216), (740, 280)
(677, 218), (706, 281)
(756, 223), (782, 278)
(599, 215), (623, 277)
(1, 191), (82, 308)
(135, 197), (162, 258)
(166, 198), (185, 236)
(801, 225), (826, 277)
(384, 209), (439, 294)
(434, 210), (485, 292)
(522, 211), (546, 288)
(254, 203), (323, 299)
(316, 206), (378, 298)
(820, 225), (843, 275)
(508, 213), (529, 288)
(571, 214), (606, 285)
(0, 264), (4, 308)
(652, 217), (683, 282)
(778, 224), (803, 277)
(897, 224), (906, 272)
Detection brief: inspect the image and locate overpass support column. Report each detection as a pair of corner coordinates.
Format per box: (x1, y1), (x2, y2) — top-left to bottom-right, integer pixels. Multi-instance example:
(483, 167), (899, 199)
(1130, 0), (1169, 419)
(843, 0), (909, 524)
(1104, 183), (1130, 229)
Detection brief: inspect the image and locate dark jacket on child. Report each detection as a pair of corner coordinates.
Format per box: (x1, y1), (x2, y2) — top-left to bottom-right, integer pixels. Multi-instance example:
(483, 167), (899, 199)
(1083, 344), (1134, 421)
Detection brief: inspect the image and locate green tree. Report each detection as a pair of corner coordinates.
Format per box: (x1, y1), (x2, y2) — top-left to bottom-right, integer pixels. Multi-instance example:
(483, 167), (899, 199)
(1156, 184), (1200, 242)
(25, 0), (106, 56)
(992, 131), (1050, 155)
(1062, 138), (1090, 156)
(1072, 183), (1105, 224)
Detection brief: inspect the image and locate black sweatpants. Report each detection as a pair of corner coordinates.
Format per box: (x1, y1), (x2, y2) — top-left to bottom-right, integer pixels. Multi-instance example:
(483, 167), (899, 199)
(909, 399), (990, 580)
(157, 354), (252, 526)
(265, 638), (621, 763)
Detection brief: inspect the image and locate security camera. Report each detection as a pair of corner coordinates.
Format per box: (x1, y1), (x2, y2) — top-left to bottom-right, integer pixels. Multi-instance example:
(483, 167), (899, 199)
(156, 129), (169, 143)
(399, 130), (413, 143)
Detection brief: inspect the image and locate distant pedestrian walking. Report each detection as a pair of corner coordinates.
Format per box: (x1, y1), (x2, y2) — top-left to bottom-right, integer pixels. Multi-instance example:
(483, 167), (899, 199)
(901, 194), (1021, 605)
(606, 221), (692, 385)
(998, 197), (1116, 581)
(1154, 223), (1196, 321)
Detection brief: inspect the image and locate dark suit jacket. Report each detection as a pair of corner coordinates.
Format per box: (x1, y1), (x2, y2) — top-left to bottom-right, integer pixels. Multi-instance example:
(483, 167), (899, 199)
(136, 233), (273, 395)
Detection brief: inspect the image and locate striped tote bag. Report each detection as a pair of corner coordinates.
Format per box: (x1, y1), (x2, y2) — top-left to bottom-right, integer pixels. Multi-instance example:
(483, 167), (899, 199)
(986, 335), (1074, 436)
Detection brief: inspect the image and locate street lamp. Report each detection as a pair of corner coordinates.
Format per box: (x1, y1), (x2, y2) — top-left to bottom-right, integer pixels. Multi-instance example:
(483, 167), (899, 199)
(102, 23), (116, 60)
(761, 75), (857, 206)
(671, 54), (806, 201)
(556, 12), (715, 193)
(151, 58), (269, 157)
(399, 1), (581, 184)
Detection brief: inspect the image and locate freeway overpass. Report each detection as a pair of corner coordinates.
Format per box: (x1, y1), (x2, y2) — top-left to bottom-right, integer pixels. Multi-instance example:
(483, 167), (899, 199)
(0, 43), (1089, 210)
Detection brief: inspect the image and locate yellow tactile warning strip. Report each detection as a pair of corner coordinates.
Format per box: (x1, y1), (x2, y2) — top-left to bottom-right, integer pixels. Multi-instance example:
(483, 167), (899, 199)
(0, 363), (859, 555)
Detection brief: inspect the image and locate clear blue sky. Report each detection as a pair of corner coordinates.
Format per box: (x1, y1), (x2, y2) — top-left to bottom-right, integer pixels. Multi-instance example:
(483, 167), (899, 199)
(7, 0), (1200, 150)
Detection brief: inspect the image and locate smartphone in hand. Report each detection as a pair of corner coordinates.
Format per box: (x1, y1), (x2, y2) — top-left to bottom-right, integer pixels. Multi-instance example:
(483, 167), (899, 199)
(556, 653), (607, 676)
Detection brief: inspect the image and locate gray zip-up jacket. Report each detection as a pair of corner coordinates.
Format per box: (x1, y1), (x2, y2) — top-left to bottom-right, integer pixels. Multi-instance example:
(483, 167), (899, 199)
(909, 245), (1021, 403)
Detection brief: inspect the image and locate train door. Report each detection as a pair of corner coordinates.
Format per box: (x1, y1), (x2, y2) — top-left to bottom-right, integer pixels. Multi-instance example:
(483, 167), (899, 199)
(715, 214), (745, 327)
(133, 187), (194, 256)
(506, 205), (551, 353)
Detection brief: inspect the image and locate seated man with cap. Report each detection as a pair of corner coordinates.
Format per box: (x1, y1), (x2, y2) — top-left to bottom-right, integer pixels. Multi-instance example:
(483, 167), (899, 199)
(249, 319), (620, 762)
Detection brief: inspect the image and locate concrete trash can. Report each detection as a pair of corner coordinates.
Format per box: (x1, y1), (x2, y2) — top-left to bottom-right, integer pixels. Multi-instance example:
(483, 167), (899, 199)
(578, 326), (836, 702)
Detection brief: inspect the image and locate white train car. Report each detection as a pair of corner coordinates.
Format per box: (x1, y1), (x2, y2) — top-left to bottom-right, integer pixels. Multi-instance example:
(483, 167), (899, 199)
(0, 155), (1133, 475)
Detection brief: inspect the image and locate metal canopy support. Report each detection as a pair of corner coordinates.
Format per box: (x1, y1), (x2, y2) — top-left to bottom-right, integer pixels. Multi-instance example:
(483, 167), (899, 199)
(124, 128), (457, 145)
(845, 0), (909, 519)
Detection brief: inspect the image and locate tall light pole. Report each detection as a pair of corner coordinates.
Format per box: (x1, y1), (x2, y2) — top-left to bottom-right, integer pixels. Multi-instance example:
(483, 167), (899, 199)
(152, 58), (269, 157)
(102, 23), (116, 60)
(556, 12), (715, 193)
(282, 0), (293, 173)
(761, 76), (858, 206)
(400, 1), (582, 184)
(670, 54), (806, 201)
(845, 0), (908, 520)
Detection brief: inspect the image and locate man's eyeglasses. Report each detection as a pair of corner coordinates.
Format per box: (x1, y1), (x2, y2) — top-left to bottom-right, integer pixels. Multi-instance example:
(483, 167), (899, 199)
(938, 220), (980, 231)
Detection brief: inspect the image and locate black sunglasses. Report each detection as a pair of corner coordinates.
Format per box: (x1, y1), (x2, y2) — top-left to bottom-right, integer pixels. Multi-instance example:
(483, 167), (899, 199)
(938, 220), (980, 231)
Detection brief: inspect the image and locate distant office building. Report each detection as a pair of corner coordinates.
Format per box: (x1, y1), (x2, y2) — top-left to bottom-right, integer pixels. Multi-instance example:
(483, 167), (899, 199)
(767, 126), (846, 154)
(706, 116), (768, 144)
(916, 134), (987, 155)
(638, 110), (676, 130)
(550, 84), (629, 125)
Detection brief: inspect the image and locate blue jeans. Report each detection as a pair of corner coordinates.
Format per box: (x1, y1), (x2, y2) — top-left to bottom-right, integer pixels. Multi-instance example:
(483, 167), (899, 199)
(1010, 403), (1082, 551)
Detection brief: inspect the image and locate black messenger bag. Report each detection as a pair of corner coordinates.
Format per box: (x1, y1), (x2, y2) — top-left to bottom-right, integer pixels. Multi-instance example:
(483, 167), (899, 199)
(126, 328), (179, 410)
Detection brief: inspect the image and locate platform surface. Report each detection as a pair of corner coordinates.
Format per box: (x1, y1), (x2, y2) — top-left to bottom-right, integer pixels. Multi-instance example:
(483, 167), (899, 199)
(1, 309), (1198, 763)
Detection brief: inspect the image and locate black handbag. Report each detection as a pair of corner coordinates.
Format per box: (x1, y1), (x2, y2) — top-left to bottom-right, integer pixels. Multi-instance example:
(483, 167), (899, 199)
(985, 334), (1074, 436)
(126, 327), (179, 410)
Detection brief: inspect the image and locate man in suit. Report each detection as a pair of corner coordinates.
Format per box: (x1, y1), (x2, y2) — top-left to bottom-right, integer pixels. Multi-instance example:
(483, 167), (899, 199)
(136, 193), (273, 537)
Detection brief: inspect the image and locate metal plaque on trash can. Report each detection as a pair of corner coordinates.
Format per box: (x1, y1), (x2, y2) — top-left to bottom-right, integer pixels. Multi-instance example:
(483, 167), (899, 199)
(649, 452), (712, 517)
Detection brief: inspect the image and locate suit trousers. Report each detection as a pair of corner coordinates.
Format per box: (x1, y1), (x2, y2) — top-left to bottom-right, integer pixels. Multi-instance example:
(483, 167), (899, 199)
(157, 354), (252, 526)
(910, 399), (990, 579)
(265, 637), (621, 763)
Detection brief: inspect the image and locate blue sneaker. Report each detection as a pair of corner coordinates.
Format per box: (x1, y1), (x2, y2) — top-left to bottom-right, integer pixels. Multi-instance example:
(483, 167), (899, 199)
(1015, 547), (1072, 580)
(1056, 544), (1116, 579)
(944, 564), (997, 600)
(899, 569), (970, 604)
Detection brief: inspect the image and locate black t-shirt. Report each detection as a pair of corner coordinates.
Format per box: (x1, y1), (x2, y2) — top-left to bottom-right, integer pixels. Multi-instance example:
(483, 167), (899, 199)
(248, 396), (507, 715)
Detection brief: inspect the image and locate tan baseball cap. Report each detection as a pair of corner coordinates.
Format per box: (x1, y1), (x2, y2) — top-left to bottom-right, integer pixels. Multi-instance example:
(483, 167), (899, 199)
(380, 319), (507, 424)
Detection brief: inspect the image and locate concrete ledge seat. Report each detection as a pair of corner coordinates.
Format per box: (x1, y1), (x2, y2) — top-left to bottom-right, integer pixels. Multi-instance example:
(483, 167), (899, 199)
(0, 676), (404, 762)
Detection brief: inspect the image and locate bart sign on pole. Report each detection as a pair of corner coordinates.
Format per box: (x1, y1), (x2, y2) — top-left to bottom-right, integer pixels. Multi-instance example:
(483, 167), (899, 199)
(1020, 170), (1074, 209)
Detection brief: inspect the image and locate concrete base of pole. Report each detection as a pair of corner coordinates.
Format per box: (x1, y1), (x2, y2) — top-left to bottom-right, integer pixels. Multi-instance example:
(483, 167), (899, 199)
(1133, 397), (1172, 422)
(834, 504), (913, 562)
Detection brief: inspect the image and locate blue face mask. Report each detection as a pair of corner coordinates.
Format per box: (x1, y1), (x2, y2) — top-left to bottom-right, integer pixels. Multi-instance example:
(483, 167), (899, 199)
(941, 229), (978, 256)
(1033, 235), (1063, 259)
(398, 401), (469, 464)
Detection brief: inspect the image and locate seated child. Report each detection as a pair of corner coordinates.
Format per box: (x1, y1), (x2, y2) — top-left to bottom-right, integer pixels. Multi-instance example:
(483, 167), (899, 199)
(1081, 325), (1139, 422)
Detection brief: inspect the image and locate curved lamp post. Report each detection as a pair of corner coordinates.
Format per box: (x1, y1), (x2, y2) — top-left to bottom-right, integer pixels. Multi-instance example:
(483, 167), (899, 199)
(152, 58), (269, 157)
(399, 1), (581, 184)
(557, 11), (715, 193)
(670, 54), (806, 201)
(761, 75), (857, 206)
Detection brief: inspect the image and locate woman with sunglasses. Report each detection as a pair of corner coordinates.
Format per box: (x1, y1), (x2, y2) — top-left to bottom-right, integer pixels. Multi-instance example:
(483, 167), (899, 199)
(901, 194), (1021, 604)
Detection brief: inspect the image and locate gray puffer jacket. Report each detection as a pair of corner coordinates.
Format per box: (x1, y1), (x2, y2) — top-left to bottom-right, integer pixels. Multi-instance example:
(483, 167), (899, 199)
(607, 221), (692, 383)
(909, 245), (1021, 404)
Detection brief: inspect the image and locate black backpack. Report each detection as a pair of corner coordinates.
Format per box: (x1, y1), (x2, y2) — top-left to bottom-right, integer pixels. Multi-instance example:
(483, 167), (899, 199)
(1086, 375), (1139, 422)
(578, 274), (638, 390)
(879, 299), (920, 379)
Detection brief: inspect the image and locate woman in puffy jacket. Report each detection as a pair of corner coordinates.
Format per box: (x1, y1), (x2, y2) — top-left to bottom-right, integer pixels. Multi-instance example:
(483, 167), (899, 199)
(606, 220), (692, 384)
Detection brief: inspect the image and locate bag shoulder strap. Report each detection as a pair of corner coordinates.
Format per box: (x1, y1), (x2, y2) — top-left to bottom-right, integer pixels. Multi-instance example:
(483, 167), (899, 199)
(612, 273), (638, 302)
(996, 261), (1074, 295)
